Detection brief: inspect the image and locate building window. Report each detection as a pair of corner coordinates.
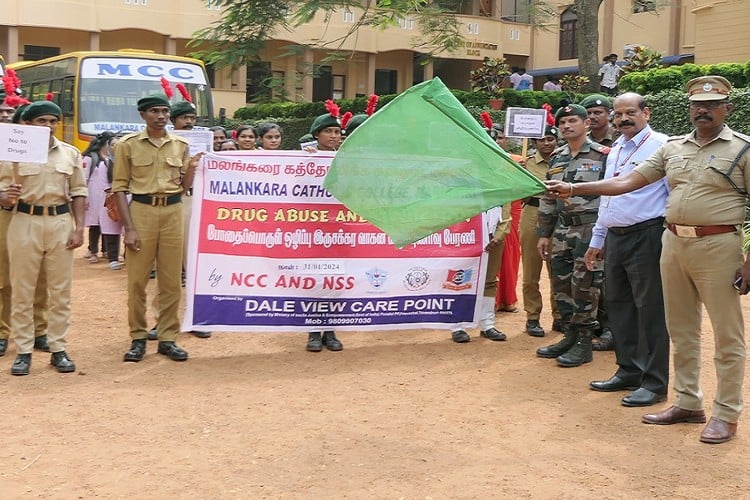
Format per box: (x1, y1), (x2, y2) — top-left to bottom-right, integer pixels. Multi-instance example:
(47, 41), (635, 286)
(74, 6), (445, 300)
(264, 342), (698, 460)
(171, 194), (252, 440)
(558, 7), (577, 61)
(312, 65), (333, 102)
(22, 45), (60, 61)
(500, 0), (532, 23)
(246, 61), (272, 103)
(375, 69), (398, 95)
(633, 0), (656, 13)
(332, 75), (345, 100)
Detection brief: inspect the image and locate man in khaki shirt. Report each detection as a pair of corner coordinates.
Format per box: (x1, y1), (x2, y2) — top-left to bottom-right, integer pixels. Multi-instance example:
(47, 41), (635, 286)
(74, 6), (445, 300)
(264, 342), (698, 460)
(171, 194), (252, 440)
(546, 76), (750, 444)
(0, 100), (87, 375)
(112, 94), (198, 363)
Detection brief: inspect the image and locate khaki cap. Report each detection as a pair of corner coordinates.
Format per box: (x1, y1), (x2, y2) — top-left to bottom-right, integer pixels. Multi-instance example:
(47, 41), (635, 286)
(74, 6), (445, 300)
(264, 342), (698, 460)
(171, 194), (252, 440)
(686, 76), (732, 101)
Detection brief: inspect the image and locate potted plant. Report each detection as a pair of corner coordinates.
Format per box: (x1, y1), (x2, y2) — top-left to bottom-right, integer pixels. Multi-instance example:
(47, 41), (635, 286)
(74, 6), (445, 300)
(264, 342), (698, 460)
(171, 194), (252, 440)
(470, 57), (511, 110)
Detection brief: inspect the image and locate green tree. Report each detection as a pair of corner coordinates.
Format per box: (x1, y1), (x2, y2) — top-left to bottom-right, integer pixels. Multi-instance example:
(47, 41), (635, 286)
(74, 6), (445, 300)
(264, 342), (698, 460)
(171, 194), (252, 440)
(574, 0), (604, 93)
(189, 0), (466, 71)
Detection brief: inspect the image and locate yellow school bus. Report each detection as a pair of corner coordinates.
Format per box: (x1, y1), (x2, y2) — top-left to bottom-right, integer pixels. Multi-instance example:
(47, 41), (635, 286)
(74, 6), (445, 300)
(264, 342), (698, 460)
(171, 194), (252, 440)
(7, 49), (214, 150)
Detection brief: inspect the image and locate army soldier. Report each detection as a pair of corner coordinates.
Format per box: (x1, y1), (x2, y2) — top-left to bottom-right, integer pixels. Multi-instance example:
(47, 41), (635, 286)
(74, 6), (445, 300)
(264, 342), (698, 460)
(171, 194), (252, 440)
(0, 100), (87, 375)
(520, 125), (561, 337)
(545, 76), (748, 444)
(113, 94), (199, 362)
(536, 104), (608, 367)
(581, 94), (617, 147)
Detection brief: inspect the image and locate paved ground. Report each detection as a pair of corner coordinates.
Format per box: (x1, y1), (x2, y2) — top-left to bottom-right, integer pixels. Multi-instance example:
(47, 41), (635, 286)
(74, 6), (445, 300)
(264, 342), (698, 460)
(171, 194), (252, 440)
(1, 249), (749, 499)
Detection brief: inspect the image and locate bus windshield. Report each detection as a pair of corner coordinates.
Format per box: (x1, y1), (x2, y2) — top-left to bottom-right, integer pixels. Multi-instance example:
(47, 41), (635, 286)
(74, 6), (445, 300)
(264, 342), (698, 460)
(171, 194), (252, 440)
(78, 56), (211, 135)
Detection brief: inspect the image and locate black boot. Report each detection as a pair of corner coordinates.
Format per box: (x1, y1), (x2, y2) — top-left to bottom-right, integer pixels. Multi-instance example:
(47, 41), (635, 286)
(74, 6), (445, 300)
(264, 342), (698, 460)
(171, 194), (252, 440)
(50, 351), (76, 373)
(306, 332), (323, 352)
(536, 326), (576, 358)
(322, 331), (343, 351)
(556, 329), (593, 367)
(11, 353), (31, 376)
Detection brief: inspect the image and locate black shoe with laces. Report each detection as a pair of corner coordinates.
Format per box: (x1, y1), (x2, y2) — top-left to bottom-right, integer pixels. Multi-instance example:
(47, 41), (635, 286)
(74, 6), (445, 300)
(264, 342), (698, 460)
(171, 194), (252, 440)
(11, 353), (31, 376)
(322, 331), (343, 351)
(124, 339), (147, 362)
(480, 327), (507, 341)
(157, 341), (188, 361)
(50, 351), (76, 373)
(306, 332), (323, 352)
(451, 330), (471, 343)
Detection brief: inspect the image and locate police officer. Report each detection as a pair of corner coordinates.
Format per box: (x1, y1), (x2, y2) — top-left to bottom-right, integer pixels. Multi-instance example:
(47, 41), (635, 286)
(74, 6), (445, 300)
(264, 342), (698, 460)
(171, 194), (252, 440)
(0, 100), (87, 375)
(545, 76), (748, 444)
(520, 125), (561, 337)
(536, 104), (608, 367)
(113, 94), (199, 362)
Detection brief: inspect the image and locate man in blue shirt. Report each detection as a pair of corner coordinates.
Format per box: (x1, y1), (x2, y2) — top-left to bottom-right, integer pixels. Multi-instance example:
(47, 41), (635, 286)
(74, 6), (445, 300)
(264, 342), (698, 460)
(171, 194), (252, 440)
(585, 92), (670, 405)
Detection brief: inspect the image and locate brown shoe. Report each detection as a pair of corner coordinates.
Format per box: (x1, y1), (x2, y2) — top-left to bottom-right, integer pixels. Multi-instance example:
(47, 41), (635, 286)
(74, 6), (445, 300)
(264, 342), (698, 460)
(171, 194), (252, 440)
(642, 405), (706, 425)
(699, 417), (738, 444)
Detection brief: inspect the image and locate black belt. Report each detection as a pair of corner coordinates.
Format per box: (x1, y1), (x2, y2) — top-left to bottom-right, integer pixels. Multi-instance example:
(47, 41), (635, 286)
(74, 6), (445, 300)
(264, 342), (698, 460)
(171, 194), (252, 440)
(1, 206), (12, 212)
(525, 197), (540, 207)
(559, 212), (598, 226)
(608, 217), (665, 236)
(16, 201), (70, 216)
(132, 194), (182, 206)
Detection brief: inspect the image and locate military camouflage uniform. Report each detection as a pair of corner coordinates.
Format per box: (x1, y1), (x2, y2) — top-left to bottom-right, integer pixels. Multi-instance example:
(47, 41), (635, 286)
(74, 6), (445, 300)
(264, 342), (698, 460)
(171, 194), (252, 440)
(537, 139), (609, 328)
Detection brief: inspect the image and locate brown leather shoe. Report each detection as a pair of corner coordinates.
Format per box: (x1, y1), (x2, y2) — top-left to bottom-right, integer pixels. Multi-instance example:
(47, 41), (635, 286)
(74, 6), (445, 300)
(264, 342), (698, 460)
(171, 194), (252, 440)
(699, 417), (738, 444)
(642, 405), (706, 425)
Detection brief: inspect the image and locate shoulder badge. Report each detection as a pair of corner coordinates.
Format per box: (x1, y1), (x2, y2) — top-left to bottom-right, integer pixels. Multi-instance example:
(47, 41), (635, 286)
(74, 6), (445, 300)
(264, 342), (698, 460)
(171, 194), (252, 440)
(730, 130), (750, 144)
(120, 132), (140, 142)
(667, 135), (686, 142)
(590, 142), (611, 155)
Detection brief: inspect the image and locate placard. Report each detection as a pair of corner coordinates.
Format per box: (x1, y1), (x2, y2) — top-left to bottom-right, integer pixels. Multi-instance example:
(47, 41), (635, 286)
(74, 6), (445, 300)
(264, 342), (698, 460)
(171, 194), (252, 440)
(0, 123), (51, 163)
(172, 129), (213, 156)
(504, 107), (547, 139)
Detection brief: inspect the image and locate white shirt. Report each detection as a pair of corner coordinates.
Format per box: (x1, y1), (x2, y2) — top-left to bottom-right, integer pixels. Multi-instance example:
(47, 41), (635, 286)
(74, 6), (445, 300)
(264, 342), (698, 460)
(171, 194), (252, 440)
(598, 63), (622, 89)
(590, 125), (670, 249)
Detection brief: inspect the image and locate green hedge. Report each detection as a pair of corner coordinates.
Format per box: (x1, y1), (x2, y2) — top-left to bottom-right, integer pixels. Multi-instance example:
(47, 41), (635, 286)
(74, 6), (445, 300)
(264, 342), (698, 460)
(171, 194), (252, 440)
(619, 61), (750, 94)
(232, 90), (578, 121)
(641, 88), (750, 136)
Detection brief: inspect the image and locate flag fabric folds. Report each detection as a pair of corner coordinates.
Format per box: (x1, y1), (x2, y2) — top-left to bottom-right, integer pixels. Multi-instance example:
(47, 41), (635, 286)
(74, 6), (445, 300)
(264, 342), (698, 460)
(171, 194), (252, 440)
(324, 77), (546, 248)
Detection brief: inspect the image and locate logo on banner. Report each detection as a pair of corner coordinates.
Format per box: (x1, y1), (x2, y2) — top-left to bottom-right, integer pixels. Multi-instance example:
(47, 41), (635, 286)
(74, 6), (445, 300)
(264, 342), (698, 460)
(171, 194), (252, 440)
(365, 267), (388, 291)
(403, 267), (430, 291)
(443, 269), (474, 291)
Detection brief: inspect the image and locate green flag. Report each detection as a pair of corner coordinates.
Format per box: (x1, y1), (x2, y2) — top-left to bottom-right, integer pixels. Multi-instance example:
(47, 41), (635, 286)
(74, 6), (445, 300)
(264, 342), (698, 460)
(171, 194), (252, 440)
(324, 77), (545, 247)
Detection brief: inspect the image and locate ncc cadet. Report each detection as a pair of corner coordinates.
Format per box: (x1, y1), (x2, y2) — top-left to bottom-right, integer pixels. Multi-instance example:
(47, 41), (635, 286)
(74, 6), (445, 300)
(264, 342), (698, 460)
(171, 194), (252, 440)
(0, 101), (87, 375)
(147, 99), (211, 341)
(546, 76), (750, 444)
(0, 93), (51, 356)
(535, 104), (608, 368)
(113, 94), (199, 363)
(305, 111), (344, 352)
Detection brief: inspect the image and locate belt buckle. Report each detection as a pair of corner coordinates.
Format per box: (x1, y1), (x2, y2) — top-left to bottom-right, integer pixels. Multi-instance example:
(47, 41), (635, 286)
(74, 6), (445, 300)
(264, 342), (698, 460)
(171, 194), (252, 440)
(40, 205), (49, 216)
(151, 196), (167, 207)
(675, 225), (698, 238)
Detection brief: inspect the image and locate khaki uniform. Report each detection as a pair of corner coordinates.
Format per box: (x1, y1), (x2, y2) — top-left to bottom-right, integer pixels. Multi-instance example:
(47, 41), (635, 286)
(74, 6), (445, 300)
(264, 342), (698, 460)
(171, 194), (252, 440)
(112, 130), (189, 342)
(635, 125), (750, 423)
(0, 138), (87, 354)
(0, 209), (49, 340)
(520, 152), (559, 321)
(588, 127), (617, 148)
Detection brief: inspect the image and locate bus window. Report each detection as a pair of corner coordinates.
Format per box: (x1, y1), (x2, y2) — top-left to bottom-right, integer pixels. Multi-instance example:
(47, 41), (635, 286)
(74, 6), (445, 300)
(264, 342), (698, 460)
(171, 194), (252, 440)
(60, 77), (75, 116)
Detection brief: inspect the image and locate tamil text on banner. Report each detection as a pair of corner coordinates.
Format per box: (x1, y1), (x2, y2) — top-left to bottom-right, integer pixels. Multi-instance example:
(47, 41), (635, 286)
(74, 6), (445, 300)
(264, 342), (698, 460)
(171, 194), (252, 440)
(182, 151), (488, 333)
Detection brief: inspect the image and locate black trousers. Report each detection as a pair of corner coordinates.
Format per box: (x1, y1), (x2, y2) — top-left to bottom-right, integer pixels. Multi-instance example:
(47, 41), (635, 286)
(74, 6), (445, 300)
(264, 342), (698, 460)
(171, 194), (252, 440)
(604, 221), (669, 393)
